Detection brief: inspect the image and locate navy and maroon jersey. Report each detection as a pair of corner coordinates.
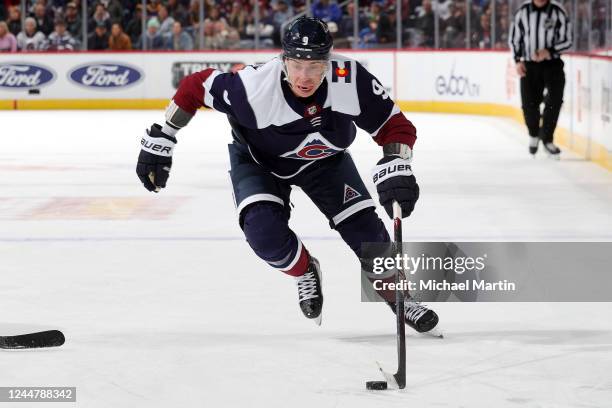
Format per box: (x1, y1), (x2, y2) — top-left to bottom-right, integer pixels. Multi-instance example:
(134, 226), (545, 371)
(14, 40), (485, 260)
(171, 54), (417, 179)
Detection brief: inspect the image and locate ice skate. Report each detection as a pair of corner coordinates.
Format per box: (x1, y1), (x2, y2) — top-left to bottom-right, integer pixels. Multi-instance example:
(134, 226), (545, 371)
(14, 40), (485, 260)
(387, 296), (440, 336)
(529, 136), (539, 155)
(543, 142), (561, 159)
(295, 256), (323, 325)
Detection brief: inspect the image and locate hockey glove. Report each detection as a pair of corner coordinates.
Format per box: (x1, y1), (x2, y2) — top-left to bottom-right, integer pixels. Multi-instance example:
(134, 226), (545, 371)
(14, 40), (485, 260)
(371, 156), (419, 218)
(136, 124), (177, 192)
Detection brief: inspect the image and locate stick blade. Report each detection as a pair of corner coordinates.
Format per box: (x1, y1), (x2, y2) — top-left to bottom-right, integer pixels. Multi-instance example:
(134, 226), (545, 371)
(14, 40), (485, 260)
(0, 330), (65, 349)
(375, 361), (400, 390)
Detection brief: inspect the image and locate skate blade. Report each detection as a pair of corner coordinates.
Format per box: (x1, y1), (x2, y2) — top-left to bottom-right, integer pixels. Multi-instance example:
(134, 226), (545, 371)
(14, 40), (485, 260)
(314, 259), (322, 326)
(547, 154), (560, 160)
(422, 327), (444, 338)
(375, 361), (399, 389)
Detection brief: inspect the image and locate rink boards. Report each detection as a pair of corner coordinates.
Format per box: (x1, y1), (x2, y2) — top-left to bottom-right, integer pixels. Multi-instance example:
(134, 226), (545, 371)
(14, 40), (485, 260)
(0, 50), (610, 169)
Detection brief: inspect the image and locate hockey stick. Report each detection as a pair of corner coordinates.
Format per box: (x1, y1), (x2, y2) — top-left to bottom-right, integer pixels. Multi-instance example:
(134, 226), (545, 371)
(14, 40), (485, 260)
(374, 201), (406, 390)
(0, 330), (65, 350)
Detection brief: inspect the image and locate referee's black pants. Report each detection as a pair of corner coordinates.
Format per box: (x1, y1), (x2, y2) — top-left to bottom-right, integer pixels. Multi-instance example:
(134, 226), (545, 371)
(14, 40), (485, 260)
(520, 59), (565, 144)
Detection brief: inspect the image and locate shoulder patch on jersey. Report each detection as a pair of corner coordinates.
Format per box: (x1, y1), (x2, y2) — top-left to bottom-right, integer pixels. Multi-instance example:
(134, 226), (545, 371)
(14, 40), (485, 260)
(343, 184), (362, 204)
(325, 54), (360, 116)
(281, 132), (342, 160)
(331, 61), (352, 83)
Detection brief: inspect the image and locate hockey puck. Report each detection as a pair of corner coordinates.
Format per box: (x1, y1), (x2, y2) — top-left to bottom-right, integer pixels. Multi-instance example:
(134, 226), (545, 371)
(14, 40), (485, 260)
(366, 381), (387, 390)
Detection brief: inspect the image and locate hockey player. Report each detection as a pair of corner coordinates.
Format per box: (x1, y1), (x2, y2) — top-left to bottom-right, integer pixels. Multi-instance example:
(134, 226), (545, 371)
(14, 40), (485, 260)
(136, 17), (439, 333)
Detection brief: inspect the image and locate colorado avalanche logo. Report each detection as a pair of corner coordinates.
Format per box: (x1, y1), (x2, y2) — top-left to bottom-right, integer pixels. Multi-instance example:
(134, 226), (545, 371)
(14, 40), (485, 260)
(282, 133), (342, 160)
(343, 184), (361, 204)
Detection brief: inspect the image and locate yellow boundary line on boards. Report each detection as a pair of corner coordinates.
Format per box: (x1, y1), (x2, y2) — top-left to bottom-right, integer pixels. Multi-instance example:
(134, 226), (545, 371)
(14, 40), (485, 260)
(1, 99), (169, 110)
(1, 98), (610, 171)
(398, 101), (612, 172)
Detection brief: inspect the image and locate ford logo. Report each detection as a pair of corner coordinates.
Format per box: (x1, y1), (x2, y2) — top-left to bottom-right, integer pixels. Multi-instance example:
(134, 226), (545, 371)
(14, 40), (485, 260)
(0, 63), (55, 89)
(69, 63), (142, 89)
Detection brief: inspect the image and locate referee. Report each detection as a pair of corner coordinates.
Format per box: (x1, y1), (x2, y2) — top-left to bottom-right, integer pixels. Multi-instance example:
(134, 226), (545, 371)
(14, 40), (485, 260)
(509, 0), (572, 158)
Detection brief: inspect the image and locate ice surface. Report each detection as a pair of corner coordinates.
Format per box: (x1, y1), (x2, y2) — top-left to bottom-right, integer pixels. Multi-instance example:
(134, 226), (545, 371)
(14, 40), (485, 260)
(1, 110), (611, 407)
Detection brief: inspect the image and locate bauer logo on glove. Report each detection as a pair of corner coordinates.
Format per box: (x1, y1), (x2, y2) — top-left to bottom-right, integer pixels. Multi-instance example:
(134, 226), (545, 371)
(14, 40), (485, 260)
(372, 160), (413, 184)
(140, 138), (172, 155)
(371, 156), (419, 219)
(136, 124), (176, 192)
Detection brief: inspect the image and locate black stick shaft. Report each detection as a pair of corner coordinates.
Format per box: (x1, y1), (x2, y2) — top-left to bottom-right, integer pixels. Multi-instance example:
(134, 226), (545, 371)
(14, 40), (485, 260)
(393, 201), (406, 389)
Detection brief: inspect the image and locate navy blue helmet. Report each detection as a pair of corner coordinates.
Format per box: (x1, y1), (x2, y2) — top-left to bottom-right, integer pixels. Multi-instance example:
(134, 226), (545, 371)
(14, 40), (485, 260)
(282, 17), (333, 61)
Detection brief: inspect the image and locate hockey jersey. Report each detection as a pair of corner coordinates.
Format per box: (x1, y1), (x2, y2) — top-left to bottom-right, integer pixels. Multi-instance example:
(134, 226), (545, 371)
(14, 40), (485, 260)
(171, 54), (417, 179)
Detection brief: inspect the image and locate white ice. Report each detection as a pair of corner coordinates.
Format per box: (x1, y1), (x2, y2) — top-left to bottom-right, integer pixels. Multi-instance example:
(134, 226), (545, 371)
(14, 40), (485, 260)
(1, 110), (612, 408)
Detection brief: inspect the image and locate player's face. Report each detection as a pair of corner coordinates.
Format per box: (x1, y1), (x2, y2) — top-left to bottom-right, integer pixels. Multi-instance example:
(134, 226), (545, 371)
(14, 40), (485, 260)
(285, 58), (328, 98)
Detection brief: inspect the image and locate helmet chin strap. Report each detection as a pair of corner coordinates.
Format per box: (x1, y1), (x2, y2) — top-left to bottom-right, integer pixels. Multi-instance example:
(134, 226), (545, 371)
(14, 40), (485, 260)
(281, 56), (328, 92)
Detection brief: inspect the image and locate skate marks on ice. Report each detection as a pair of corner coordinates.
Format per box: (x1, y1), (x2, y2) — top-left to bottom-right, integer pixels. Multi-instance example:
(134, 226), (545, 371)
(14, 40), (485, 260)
(338, 328), (612, 346)
(316, 331), (611, 408)
(335, 329), (612, 388)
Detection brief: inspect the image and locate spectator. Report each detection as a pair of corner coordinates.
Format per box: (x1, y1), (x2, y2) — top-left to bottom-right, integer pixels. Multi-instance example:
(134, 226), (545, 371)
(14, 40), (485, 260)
(64, 2), (82, 38)
(292, 0), (307, 14)
(157, 5), (175, 37)
(441, 1), (465, 48)
(0, 20), (18, 52)
(136, 17), (164, 50)
(109, 22), (132, 50)
(88, 21), (109, 50)
(243, 12), (274, 48)
(32, 2), (54, 36)
(592, 0), (607, 47)
(7, 6), (21, 36)
(31, 0), (54, 19)
(339, 1), (366, 40)
(467, 0), (482, 47)
(494, 14), (509, 49)
(201, 7), (231, 49)
(167, 0), (189, 27)
(46, 20), (78, 50)
(358, 18), (378, 48)
(164, 21), (193, 50)
(377, 8), (396, 45)
(271, 0), (293, 46)
(215, 0), (229, 17)
(311, 0), (341, 24)
(401, 0), (422, 30)
(416, 0), (434, 47)
(227, 1), (248, 37)
(125, 4), (143, 44)
(574, 0), (590, 50)
(365, 1), (382, 22)
(477, 12), (491, 49)
(17, 17), (47, 50)
(147, 0), (163, 16)
(89, 2), (111, 33)
(105, 0), (123, 24)
(188, 0), (201, 27)
(497, 1), (509, 21)
(272, 0), (294, 26)
(434, 0), (452, 21)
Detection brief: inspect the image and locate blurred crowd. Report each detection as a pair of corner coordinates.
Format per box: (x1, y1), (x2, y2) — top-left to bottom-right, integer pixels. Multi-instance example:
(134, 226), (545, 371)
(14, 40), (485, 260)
(0, 0), (609, 52)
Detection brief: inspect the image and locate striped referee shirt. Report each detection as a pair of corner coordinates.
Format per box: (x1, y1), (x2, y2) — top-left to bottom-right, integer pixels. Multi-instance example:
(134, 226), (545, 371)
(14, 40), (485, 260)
(509, 0), (572, 62)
